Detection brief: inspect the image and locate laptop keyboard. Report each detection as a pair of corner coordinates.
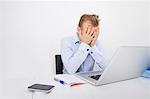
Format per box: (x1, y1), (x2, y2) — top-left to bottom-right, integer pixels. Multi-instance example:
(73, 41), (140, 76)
(89, 75), (101, 80)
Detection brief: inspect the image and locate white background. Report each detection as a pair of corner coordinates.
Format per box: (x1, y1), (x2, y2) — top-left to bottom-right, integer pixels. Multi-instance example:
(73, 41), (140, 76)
(149, 1), (150, 46)
(0, 0), (150, 98)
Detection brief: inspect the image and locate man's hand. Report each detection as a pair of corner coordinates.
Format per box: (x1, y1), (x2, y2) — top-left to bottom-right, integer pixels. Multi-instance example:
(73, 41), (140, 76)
(78, 26), (95, 45)
(90, 27), (99, 47)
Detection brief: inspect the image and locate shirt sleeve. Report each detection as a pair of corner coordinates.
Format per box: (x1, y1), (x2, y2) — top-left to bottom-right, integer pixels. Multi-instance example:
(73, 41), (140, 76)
(61, 38), (91, 74)
(90, 42), (108, 70)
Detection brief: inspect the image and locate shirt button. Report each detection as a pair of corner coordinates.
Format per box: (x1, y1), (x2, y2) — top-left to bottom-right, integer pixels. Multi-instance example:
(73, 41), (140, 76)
(91, 52), (93, 54)
(87, 49), (89, 51)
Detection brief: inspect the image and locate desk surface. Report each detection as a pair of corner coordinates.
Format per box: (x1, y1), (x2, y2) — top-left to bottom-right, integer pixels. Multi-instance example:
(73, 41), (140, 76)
(1, 75), (150, 99)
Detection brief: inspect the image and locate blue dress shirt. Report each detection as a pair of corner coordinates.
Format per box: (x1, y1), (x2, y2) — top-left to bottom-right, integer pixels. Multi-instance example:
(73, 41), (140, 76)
(61, 33), (107, 74)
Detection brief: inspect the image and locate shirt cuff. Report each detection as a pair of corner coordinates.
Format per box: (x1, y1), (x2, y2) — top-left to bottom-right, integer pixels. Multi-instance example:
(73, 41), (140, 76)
(78, 42), (91, 53)
(90, 45), (99, 54)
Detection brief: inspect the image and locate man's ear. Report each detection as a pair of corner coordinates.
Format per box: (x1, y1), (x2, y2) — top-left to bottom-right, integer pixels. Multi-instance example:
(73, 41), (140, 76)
(77, 27), (81, 34)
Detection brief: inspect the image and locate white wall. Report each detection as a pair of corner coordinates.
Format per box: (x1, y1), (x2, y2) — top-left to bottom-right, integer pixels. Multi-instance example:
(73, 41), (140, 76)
(148, 2), (150, 63)
(149, 2), (150, 46)
(0, 2), (2, 96)
(0, 2), (3, 70)
(120, 2), (148, 46)
(1, 1), (149, 81)
(0, 3), (2, 69)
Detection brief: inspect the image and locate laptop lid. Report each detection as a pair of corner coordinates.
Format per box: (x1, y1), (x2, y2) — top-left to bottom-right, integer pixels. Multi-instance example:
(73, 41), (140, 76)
(97, 46), (150, 85)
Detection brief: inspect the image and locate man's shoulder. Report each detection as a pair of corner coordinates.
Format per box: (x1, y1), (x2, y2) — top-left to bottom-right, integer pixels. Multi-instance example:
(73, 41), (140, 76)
(62, 36), (74, 41)
(61, 36), (75, 45)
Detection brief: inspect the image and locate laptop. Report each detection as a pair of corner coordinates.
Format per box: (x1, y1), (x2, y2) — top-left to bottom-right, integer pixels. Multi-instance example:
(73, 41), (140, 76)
(75, 46), (150, 86)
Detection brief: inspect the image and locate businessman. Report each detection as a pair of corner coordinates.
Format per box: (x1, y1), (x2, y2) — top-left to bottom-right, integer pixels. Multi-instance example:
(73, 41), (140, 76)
(61, 14), (107, 74)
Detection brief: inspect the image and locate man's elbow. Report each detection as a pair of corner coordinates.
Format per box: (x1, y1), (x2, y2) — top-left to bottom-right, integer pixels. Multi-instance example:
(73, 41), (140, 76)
(65, 64), (77, 74)
(63, 61), (78, 74)
(66, 68), (77, 74)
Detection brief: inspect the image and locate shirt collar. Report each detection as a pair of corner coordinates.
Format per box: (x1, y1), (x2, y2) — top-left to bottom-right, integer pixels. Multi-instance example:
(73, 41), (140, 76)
(73, 33), (80, 44)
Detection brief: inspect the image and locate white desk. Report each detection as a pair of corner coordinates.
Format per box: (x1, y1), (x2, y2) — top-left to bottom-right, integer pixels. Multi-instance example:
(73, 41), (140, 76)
(1, 75), (150, 99)
(33, 76), (150, 99)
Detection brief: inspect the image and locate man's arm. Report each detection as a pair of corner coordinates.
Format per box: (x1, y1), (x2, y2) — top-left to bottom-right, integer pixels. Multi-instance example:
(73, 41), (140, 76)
(89, 28), (107, 70)
(61, 39), (91, 74)
(90, 43), (107, 70)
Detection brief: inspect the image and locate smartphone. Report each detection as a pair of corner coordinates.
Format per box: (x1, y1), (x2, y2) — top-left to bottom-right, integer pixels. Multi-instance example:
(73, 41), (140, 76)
(28, 84), (55, 93)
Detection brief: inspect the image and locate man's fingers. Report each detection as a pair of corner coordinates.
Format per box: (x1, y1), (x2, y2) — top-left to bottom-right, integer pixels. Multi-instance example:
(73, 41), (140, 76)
(91, 34), (97, 43)
(92, 32), (98, 41)
(92, 33), (95, 39)
(91, 32), (95, 39)
(93, 34), (97, 40)
(94, 31), (99, 38)
(88, 27), (92, 35)
(85, 27), (88, 35)
(86, 26), (92, 35)
(91, 31), (96, 38)
(89, 28), (95, 36)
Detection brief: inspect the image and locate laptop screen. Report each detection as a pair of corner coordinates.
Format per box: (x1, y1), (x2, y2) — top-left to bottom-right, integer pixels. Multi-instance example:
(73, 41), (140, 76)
(89, 75), (101, 80)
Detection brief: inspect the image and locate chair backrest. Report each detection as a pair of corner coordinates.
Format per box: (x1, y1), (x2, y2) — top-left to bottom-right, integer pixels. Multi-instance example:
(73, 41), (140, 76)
(55, 55), (64, 74)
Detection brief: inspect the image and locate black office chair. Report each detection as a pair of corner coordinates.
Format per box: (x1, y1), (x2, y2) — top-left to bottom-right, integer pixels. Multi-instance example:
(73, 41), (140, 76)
(55, 55), (64, 74)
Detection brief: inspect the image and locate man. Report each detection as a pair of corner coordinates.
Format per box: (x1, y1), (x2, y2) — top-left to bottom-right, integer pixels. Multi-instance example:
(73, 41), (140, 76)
(61, 14), (107, 74)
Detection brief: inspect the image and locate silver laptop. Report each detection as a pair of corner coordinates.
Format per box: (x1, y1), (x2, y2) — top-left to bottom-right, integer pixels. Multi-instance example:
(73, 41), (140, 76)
(75, 46), (150, 86)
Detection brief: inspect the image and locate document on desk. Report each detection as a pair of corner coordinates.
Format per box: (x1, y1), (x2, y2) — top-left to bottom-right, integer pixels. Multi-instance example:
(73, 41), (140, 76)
(54, 74), (86, 85)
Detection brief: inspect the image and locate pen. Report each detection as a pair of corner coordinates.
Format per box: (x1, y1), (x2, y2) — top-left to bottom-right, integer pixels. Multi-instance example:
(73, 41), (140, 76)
(54, 77), (68, 85)
(70, 83), (85, 87)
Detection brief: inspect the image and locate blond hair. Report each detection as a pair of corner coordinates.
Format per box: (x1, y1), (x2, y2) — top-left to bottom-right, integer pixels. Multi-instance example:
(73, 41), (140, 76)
(78, 14), (100, 27)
